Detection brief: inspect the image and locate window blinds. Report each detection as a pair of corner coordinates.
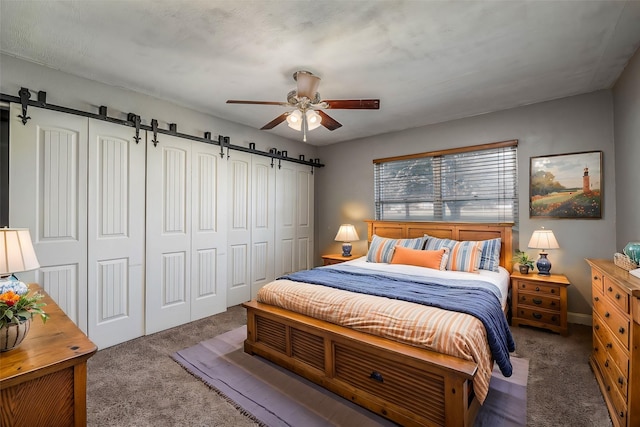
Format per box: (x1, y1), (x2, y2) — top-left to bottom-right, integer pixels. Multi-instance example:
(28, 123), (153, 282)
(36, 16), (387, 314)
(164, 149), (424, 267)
(374, 141), (518, 223)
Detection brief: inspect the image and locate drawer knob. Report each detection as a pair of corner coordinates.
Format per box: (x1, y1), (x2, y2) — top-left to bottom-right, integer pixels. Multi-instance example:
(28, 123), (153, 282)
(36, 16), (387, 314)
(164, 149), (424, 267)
(605, 360), (609, 368)
(551, 301), (556, 307)
(620, 411), (625, 418)
(551, 316), (557, 322)
(619, 327), (625, 334)
(605, 312), (610, 318)
(533, 298), (542, 305)
(618, 377), (624, 385)
(535, 287), (540, 292)
(369, 371), (384, 383)
(608, 287), (613, 292)
(595, 324), (600, 330)
(594, 296), (599, 302)
(606, 343), (613, 349)
(551, 289), (555, 294)
(532, 313), (542, 320)
(615, 293), (621, 300)
(594, 276), (599, 280)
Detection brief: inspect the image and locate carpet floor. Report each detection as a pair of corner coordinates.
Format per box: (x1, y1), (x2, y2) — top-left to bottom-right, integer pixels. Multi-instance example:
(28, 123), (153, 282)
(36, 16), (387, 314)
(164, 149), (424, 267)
(172, 326), (528, 427)
(86, 306), (612, 426)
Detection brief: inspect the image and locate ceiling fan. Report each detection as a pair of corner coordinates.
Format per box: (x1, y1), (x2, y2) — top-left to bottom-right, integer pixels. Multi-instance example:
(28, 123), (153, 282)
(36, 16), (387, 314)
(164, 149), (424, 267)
(226, 70), (380, 142)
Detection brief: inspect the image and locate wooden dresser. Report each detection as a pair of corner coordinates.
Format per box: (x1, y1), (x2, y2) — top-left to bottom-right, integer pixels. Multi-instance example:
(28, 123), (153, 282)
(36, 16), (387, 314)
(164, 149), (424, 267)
(0, 285), (97, 427)
(587, 259), (640, 427)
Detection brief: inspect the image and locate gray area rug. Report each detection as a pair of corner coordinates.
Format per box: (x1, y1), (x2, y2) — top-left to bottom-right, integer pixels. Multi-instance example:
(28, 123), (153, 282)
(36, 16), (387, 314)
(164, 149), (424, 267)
(172, 326), (528, 427)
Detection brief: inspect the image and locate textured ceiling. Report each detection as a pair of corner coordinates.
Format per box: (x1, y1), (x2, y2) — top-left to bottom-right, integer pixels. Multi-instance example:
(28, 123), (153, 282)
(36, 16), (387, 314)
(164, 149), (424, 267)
(1, 1), (640, 146)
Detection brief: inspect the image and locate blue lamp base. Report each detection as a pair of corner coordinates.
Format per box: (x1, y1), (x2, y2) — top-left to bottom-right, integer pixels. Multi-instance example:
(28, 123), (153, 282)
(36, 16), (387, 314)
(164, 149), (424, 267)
(341, 242), (352, 257)
(536, 252), (552, 276)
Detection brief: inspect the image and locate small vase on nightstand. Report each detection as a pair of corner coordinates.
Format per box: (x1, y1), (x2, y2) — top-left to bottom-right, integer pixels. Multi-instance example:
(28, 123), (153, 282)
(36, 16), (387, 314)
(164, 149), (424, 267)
(519, 265), (530, 274)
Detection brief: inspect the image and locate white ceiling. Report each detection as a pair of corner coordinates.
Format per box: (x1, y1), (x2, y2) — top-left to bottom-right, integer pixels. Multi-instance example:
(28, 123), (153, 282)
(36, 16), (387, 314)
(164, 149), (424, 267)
(1, 1), (640, 146)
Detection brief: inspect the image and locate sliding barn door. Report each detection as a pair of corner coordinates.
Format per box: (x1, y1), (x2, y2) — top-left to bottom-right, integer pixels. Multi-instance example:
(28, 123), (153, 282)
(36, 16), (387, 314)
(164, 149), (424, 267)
(87, 119), (145, 348)
(227, 151), (251, 306)
(251, 154), (275, 298)
(9, 104), (89, 331)
(275, 162), (315, 276)
(296, 165), (314, 271)
(146, 133), (226, 333)
(190, 141), (227, 320)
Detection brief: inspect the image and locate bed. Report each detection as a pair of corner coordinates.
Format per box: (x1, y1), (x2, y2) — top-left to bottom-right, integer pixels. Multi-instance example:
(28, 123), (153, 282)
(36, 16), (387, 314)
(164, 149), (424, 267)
(243, 220), (514, 427)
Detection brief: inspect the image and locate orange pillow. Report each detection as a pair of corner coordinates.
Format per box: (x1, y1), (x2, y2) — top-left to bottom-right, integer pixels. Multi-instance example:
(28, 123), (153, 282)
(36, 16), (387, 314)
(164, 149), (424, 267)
(390, 246), (448, 270)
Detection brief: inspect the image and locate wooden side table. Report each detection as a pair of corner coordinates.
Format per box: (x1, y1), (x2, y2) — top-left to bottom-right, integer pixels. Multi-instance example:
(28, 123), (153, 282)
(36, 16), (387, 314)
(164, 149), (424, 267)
(0, 285), (97, 426)
(510, 271), (571, 335)
(322, 253), (362, 266)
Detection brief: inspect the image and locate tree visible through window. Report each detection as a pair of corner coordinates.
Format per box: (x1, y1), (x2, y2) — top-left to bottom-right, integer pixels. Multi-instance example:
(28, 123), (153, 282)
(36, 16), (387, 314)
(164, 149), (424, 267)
(374, 140), (518, 223)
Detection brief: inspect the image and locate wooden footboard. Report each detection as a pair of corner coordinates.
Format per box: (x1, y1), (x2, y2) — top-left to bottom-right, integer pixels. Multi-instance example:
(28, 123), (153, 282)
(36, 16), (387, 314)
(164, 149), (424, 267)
(243, 300), (481, 427)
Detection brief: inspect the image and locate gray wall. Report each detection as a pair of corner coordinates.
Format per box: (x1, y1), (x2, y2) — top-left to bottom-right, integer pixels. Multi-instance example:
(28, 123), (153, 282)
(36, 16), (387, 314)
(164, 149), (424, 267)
(613, 47), (640, 247)
(0, 54), (319, 162)
(316, 90), (618, 320)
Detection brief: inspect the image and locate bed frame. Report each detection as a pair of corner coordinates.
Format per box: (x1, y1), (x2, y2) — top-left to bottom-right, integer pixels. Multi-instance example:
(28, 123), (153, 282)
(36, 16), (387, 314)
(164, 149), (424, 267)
(243, 220), (514, 427)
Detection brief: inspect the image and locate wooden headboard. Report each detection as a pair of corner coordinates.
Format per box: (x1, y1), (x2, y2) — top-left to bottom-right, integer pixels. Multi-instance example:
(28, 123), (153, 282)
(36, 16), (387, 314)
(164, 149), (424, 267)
(365, 220), (514, 271)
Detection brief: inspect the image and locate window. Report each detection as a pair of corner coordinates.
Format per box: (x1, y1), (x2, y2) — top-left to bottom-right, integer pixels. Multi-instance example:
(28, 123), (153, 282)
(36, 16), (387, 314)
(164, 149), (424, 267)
(374, 140), (518, 223)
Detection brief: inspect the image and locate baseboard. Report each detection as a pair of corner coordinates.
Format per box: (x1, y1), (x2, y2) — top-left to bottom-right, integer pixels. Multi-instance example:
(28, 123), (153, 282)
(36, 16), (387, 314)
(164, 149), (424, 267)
(568, 312), (592, 326)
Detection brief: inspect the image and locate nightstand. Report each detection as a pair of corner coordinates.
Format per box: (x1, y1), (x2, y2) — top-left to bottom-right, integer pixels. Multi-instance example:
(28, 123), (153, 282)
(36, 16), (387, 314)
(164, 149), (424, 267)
(510, 271), (571, 336)
(322, 253), (361, 266)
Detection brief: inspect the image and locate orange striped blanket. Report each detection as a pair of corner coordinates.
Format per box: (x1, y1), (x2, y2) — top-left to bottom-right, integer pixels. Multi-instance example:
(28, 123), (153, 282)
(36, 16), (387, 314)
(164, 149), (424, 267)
(257, 279), (495, 403)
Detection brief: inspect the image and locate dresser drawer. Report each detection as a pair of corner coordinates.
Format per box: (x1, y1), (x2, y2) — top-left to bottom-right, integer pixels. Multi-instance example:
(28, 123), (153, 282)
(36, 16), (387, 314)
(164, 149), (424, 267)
(593, 332), (628, 399)
(515, 307), (560, 326)
(603, 278), (630, 315)
(517, 292), (560, 312)
(598, 366), (628, 427)
(593, 294), (630, 350)
(593, 313), (629, 377)
(515, 280), (559, 296)
(591, 268), (604, 295)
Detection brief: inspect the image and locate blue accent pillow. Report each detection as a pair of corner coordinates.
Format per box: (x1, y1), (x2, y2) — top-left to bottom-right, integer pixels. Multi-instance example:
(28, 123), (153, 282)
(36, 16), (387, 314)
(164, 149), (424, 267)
(424, 235), (501, 272)
(367, 235), (424, 263)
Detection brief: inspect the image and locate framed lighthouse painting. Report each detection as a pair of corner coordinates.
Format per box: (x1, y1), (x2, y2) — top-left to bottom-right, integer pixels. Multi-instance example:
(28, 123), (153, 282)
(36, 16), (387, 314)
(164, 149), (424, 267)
(529, 151), (602, 219)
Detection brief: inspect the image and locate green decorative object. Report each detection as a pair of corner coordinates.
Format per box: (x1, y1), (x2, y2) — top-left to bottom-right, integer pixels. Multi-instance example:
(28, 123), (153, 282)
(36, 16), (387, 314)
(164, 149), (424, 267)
(623, 242), (640, 265)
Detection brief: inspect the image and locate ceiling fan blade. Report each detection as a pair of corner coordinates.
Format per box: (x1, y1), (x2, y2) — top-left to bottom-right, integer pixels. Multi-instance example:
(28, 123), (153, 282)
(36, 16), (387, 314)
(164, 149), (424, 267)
(295, 71), (321, 99)
(316, 110), (342, 131)
(227, 100), (289, 106)
(261, 113), (288, 130)
(324, 99), (380, 109)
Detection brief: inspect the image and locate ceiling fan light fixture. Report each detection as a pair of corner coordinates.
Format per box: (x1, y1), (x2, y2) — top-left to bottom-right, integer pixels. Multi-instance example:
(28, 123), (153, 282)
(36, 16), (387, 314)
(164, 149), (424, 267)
(286, 109), (303, 131)
(306, 110), (322, 130)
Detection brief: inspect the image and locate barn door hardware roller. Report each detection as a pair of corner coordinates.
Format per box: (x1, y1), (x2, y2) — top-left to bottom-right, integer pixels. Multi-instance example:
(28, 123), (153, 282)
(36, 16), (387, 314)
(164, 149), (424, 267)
(128, 113), (142, 144)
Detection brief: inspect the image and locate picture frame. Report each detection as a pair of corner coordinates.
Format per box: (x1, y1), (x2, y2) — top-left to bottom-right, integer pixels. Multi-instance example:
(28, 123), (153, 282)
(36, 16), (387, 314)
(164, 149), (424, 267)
(530, 150), (602, 219)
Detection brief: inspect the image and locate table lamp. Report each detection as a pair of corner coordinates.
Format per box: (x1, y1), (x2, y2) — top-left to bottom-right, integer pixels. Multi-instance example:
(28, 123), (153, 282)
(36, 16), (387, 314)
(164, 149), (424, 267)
(527, 228), (559, 276)
(0, 227), (40, 287)
(334, 224), (359, 257)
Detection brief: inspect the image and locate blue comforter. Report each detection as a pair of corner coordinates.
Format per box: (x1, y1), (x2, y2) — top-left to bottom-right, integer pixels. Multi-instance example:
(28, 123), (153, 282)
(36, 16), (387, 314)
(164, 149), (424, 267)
(279, 265), (515, 377)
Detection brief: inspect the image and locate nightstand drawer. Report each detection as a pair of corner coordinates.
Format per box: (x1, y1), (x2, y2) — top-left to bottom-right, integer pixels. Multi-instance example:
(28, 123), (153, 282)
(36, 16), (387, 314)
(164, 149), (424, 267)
(603, 279), (629, 315)
(593, 295), (630, 350)
(514, 280), (559, 296)
(515, 307), (560, 326)
(517, 292), (560, 311)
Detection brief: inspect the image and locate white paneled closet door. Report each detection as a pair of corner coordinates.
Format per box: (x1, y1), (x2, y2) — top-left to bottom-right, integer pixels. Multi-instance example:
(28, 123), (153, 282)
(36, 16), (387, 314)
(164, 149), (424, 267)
(146, 133), (226, 333)
(87, 119), (145, 348)
(9, 105), (89, 331)
(296, 165), (314, 271)
(190, 141), (227, 320)
(251, 154), (275, 299)
(275, 162), (314, 276)
(227, 151), (251, 306)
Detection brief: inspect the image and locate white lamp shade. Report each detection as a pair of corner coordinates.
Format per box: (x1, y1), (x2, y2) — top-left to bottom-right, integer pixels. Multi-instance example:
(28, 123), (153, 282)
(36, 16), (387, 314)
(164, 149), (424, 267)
(306, 110), (322, 130)
(528, 229), (560, 250)
(286, 110), (303, 130)
(334, 224), (359, 242)
(0, 228), (40, 275)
